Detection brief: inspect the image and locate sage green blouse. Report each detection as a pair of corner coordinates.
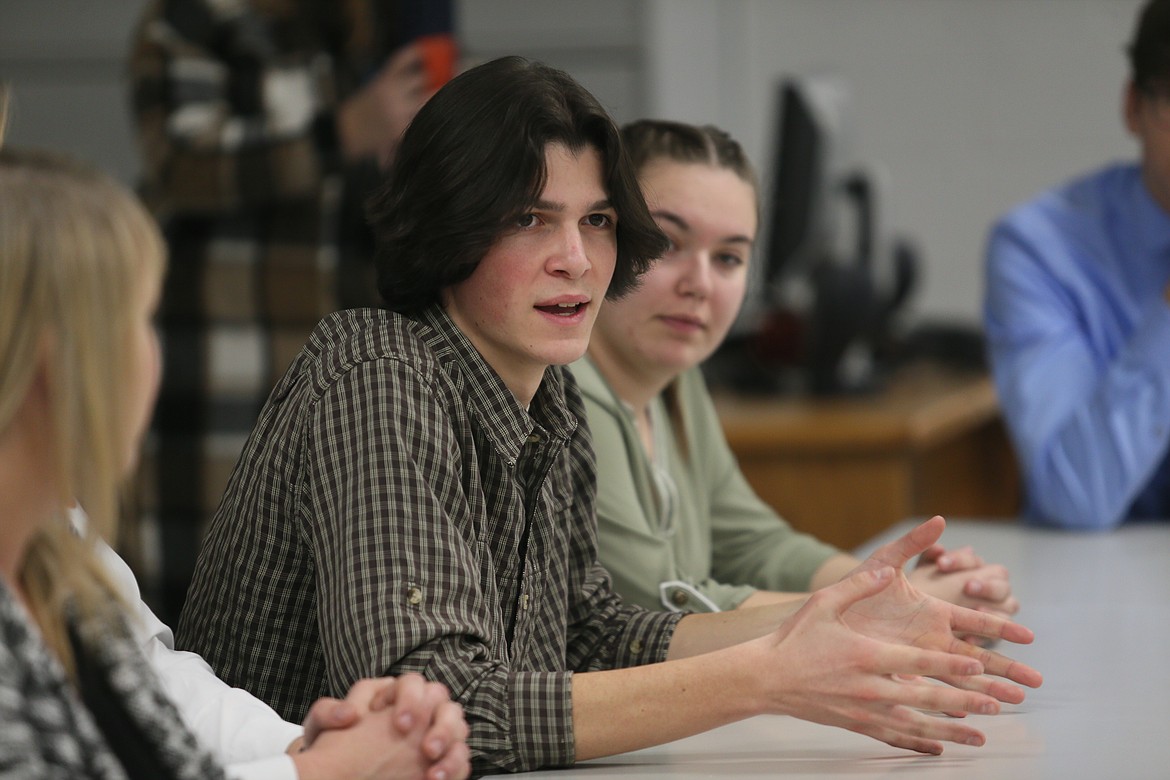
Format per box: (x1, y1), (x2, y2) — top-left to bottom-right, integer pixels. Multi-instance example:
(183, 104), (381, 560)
(572, 357), (840, 613)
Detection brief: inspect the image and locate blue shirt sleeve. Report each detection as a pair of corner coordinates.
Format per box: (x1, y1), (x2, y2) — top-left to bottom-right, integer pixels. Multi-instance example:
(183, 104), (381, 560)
(984, 172), (1170, 530)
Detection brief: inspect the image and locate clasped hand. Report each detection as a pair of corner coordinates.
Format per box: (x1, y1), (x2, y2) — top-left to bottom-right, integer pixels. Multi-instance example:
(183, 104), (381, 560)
(293, 673), (471, 780)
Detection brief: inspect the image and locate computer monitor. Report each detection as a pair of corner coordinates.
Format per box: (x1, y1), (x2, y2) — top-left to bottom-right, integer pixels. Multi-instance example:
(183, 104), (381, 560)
(760, 74), (856, 300)
(727, 74), (917, 395)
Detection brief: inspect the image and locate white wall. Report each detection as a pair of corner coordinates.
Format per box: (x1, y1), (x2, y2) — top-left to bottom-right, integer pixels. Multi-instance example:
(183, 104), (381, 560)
(0, 1), (148, 183)
(458, 0), (646, 122)
(1, 0), (1151, 323)
(644, 0), (1146, 324)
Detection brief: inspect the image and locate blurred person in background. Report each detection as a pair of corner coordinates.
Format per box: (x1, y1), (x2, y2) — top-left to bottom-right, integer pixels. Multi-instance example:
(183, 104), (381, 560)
(985, 0), (1170, 530)
(129, 0), (457, 620)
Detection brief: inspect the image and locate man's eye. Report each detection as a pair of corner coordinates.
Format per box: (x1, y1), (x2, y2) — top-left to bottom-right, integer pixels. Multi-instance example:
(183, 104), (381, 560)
(586, 213), (613, 228)
(517, 213), (539, 228)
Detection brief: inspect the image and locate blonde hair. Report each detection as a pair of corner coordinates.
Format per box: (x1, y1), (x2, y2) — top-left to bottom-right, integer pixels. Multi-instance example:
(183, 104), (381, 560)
(0, 99), (167, 673)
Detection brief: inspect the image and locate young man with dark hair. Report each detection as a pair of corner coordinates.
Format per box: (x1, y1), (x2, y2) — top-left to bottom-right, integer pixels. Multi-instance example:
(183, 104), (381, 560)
(180, 56), (1041, 775)
(985, 0), (1170, 530)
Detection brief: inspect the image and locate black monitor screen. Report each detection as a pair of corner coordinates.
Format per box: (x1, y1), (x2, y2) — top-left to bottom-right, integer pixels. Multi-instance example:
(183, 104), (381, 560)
(763, 79), (824, 300)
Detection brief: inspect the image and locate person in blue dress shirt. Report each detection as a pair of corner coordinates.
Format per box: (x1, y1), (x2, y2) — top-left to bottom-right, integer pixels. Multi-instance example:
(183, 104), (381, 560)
(984, 0), (1170, 530)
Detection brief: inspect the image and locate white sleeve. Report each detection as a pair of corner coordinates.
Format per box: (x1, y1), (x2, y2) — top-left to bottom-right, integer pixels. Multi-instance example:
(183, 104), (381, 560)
(81, 509), (304, 777)
(223, 756), (299, 780)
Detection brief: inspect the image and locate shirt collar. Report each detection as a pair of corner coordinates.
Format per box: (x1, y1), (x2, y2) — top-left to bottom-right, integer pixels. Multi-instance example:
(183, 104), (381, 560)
(415, 305), (577, 463)
(569, 355), (610, 406)
(1126, 164), (1170, 262)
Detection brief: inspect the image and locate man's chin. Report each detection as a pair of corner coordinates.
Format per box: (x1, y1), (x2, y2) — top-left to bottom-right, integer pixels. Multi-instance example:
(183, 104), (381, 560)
(542, 341), (590, 368)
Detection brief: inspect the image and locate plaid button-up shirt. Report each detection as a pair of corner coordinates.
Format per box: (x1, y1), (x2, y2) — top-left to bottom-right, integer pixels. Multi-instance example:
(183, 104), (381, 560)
(177, 306), (683, 774)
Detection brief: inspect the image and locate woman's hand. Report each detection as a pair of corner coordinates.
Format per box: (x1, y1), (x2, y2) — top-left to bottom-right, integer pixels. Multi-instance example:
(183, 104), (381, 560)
(293, 675), (470, 780)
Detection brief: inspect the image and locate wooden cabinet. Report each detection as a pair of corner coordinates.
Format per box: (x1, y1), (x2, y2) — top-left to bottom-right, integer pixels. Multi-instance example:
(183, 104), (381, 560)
(713, 365), (1020, 550)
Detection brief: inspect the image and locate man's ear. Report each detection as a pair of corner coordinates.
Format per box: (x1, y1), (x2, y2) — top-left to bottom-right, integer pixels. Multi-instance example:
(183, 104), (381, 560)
(1124, 79), (1143, 136)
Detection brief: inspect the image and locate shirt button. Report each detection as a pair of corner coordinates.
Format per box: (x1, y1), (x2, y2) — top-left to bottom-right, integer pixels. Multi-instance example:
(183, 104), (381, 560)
(629, 639), (644, 654)
(526, 433), (541, 444)
(407, 586), (423, 606)
(670, 589), (689, 607)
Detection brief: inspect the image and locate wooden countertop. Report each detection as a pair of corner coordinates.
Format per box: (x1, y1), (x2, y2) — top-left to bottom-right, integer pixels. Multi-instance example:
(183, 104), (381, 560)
(712, 364), (999, 455)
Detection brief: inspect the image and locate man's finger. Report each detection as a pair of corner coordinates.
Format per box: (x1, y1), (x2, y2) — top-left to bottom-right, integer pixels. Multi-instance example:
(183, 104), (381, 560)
(817, 566), (899, 615)
(384, 42), (425, 77)
(951, 605), (1035, 647)
(941, 631), (1044, 689)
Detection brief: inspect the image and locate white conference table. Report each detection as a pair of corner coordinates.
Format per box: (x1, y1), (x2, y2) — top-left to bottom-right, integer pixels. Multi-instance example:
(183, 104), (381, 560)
(515, 519), (1170, 779)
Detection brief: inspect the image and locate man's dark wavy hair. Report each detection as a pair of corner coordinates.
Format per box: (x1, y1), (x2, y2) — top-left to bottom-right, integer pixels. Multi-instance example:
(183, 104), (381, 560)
(368, 56), (668, 312)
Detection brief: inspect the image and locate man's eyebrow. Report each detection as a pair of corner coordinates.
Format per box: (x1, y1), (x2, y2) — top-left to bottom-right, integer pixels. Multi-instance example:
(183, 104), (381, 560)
(531, 198), (615, 212)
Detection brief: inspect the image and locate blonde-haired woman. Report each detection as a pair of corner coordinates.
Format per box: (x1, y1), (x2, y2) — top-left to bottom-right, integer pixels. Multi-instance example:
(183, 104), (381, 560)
(0, 136), (468, 779)
(0, 139), (219, 777)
